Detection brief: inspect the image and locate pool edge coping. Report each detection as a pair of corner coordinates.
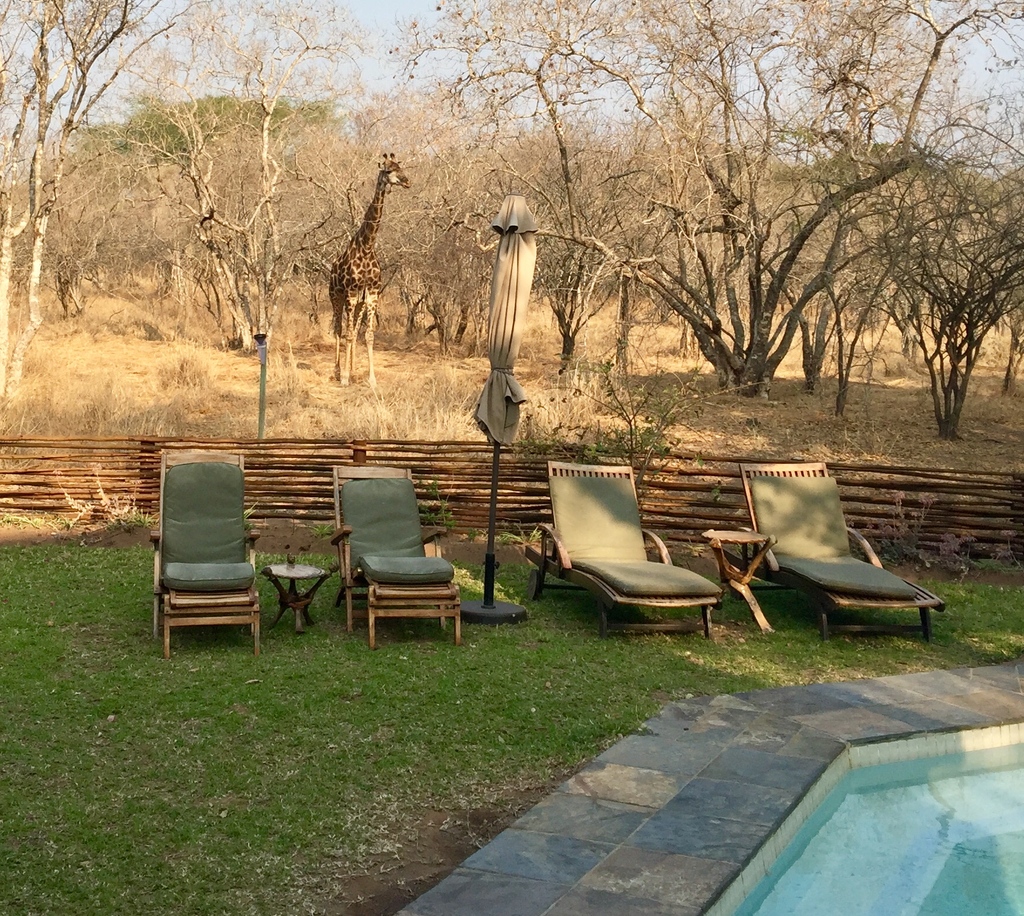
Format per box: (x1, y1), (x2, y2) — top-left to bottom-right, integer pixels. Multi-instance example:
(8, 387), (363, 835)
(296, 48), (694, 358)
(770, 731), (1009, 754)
(399, 662), (1024, 916)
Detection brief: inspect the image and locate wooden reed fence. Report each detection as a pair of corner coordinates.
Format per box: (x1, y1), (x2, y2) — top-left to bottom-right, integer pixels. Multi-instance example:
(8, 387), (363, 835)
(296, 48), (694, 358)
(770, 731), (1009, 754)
(0, 437), (1020, 562)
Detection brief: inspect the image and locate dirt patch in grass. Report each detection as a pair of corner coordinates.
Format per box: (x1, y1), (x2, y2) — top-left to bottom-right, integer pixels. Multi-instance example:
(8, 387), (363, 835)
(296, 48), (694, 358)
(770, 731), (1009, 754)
(318, 789), (557, 916)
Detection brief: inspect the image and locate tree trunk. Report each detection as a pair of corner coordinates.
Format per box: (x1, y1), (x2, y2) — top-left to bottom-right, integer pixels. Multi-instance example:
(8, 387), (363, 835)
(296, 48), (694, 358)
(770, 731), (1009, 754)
(55, 263), (85, 319)
(7, 217), (50, 396)
(560, 329), (577, 365)
(454, 302), (469, 344)
(615, 272), (631, 373)
(0, 232), (15, 399)
(834, 312), (849, 417)
(799, 304), (833, 393)
(1002, 325), (1023, 395)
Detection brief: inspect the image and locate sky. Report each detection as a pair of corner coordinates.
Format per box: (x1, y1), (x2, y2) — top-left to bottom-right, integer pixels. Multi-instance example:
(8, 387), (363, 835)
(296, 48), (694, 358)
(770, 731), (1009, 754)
(344, 0), (443, 90)
(348, 0), (440, 29)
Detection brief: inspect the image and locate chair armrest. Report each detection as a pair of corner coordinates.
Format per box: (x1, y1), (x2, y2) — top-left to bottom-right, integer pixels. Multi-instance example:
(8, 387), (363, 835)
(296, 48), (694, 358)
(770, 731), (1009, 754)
(641, 528), (672, 564)
(330, 525), (352, 546)
(153, 540), (162, 593)
(420, 527), (446, 558)
(538, 522), (572, 571)
(422, 532), (444, 558)
(342, 539), (357, 584)
(847, 526), (884, 567)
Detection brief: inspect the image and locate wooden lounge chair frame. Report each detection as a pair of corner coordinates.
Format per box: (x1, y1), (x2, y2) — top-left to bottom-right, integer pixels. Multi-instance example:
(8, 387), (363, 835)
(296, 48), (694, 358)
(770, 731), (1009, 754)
(524, 461), (721, 638)
(331, 466), (460, 649)
(738, 461), (944, 640)
(151, 451), (260, 659)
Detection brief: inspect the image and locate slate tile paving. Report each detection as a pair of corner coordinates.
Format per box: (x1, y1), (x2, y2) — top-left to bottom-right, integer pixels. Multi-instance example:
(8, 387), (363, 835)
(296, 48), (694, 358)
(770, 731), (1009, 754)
(627, 809), (772, 864)
(697, 745), (828, 791)
(579, 846), (736, 911)
(774, 726), (846, 761)
(399, 662), (1024, 916)
(401, 870), (569, 916)
(595, 733), (726, 776)
(541, 885), (692, 916)
(660, 777), (799, 829)
(789, 704), (928, 740)
(460, 830), (615, 885)
(562, 762), (690, 808)
(511, 794), (653, 845)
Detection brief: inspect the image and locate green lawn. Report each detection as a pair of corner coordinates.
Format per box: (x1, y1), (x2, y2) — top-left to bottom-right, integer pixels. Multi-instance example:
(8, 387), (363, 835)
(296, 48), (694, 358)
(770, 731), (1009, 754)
(1, 544), (1021, 914)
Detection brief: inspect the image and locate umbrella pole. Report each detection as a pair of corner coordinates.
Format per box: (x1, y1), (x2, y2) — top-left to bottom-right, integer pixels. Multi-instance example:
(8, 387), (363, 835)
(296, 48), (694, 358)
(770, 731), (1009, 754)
(460, 440), (527, 625)
(482, 441), (500, 607)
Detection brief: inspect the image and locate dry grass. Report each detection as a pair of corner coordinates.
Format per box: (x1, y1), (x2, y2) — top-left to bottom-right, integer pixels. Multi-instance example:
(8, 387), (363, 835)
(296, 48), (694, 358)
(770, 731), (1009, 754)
(158, 342), (211, 391)
(5, 284), (1024, 473)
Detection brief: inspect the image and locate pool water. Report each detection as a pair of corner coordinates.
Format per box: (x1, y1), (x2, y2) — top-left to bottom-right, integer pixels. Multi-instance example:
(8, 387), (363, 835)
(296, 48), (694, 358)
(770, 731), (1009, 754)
(734, 742), (1024, 916)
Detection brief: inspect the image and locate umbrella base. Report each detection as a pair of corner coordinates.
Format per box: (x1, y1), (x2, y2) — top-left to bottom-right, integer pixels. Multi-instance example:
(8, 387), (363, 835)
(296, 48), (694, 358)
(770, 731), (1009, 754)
(461, 599), (528, 625)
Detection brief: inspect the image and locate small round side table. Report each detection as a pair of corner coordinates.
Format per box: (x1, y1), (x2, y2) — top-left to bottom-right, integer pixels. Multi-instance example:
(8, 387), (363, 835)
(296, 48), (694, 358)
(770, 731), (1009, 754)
(261, 562), (334, 634)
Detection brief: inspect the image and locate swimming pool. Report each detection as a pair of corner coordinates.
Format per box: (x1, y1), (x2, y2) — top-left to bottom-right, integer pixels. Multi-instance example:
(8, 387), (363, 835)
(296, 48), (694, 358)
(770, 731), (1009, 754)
(733, 734), (1024, 915)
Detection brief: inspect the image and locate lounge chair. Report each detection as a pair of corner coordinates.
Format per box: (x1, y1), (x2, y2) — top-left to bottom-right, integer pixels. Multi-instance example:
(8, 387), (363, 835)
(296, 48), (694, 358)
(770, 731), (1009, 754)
(331, 466), (460, 649)
(524, 461), (722, 638)
(738, 461), (944, 640)
(151, 451), (260, 659)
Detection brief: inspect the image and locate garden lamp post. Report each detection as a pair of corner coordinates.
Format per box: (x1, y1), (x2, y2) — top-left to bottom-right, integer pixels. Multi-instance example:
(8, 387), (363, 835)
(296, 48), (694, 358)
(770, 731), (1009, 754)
(254, 333), (268, 439)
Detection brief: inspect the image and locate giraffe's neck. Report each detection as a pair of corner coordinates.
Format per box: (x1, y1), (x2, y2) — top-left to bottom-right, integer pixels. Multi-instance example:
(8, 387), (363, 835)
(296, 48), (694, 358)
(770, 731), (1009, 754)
(352, 171), (390, 249)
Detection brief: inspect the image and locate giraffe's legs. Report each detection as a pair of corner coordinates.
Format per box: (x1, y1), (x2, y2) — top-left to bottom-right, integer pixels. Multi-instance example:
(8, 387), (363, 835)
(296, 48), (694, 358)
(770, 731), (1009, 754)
(344, 335), (355, 386)
(332, 291), (347, 383)
(364, 291), (378, 389)
(340, 293), (360, 387)
(342, 293), (362, 387)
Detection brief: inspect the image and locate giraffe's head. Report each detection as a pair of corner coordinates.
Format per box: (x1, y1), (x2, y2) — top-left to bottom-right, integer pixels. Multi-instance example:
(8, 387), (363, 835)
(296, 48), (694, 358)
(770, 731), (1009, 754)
(380, 153), (411, 190)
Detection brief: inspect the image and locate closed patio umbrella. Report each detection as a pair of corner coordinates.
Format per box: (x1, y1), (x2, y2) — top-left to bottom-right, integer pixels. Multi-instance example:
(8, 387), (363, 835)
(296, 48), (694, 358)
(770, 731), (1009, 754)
(463, 195), (539, 624)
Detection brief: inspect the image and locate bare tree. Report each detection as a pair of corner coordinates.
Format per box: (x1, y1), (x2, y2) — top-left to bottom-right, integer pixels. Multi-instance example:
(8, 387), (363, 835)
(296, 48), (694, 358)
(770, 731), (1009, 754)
(0, 0), (174, 398)
(408, 0), (1023, 395)
(515, 130), (621, 366)
(114, 0), (362, 349)
(1001, 303), (1024, 394)
(830, 257), (892, 418)
(879, 163), (1024, 439)
(385, 149), (493, 356)
(45, 148), (134, 318)
(406, 13), (634, 365)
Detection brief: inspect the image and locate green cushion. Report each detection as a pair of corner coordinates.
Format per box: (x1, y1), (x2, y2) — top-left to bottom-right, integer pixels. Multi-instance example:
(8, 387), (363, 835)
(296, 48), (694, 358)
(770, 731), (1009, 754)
(572, 559), (721, 599)
(776, 555), (920, 600)
(360, 555), (455, 585)
(161, 462), (248, 573)
(163, 561), (255, 591)
(342, 478), (427, 565)
(748, 476), (851, 559)
(549, 475), (647, 563)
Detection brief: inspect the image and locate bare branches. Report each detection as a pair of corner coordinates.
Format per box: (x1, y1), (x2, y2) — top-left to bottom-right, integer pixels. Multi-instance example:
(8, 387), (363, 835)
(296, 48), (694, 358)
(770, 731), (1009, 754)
(405, 0), (1023, 395)
(0, 0), (178, 398)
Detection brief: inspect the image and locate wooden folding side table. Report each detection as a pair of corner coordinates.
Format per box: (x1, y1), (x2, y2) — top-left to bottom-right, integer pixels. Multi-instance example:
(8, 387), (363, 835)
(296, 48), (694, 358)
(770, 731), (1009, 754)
(701, 529), (776, 634)
(262, 562), (335, 634)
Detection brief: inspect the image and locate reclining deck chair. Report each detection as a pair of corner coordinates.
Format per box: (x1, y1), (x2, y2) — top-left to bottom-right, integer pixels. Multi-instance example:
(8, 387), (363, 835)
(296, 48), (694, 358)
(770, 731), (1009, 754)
(524, 461), (722, 638)
(331, 466), (460, 649)
(738, 461), (944, 640)
(151, 451), (260, 659)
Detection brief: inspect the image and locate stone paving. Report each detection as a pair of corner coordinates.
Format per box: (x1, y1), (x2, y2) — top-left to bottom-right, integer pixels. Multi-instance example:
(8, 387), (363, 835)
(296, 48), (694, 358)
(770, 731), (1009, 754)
(399, 662), (1024, 916)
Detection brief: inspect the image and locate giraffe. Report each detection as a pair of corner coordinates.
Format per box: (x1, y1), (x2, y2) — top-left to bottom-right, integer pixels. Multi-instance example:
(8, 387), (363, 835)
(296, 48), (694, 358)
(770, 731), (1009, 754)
(328, 154), (410, 387)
